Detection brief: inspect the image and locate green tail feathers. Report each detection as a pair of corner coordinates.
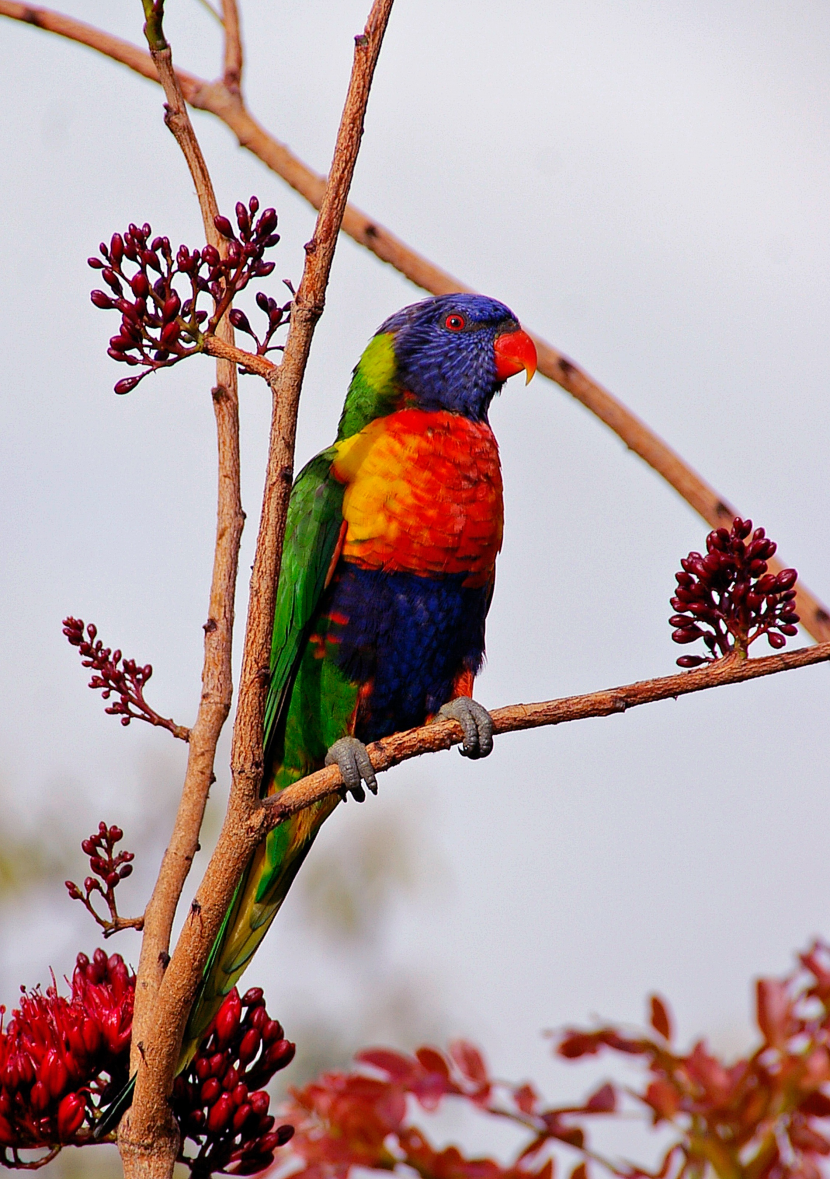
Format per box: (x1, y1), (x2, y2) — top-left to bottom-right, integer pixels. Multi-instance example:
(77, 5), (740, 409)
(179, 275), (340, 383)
(180, 803), (333, 1063)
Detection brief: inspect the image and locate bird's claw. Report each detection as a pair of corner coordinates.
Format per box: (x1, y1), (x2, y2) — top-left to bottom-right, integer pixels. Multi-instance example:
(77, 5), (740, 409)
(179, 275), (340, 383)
(325, 736), (378, 802)
(437, 697), (494, 760)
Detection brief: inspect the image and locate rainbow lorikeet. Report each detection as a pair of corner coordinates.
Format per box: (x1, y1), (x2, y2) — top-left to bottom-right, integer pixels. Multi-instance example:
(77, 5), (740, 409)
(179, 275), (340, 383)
(100, 293), (536, 1131)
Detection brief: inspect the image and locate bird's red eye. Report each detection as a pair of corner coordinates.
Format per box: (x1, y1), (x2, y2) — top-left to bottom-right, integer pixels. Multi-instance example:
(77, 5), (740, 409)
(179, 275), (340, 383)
(445, 313), (465, 331)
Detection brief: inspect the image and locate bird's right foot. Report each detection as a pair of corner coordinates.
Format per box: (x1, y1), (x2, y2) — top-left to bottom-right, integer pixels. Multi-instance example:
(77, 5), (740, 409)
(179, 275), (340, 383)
(325, 736), (378, 802)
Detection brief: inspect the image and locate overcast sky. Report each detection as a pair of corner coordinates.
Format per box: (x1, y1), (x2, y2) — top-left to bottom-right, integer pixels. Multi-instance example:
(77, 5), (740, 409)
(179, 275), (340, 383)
(1, 0), (829, 1161)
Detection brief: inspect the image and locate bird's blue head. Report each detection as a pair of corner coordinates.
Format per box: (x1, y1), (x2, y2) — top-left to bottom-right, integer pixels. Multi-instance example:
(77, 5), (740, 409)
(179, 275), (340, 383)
(379, 294), (537, 422)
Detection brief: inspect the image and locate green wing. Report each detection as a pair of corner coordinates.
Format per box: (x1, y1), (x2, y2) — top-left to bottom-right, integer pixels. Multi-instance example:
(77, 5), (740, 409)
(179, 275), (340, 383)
(262, 448), (345, 760)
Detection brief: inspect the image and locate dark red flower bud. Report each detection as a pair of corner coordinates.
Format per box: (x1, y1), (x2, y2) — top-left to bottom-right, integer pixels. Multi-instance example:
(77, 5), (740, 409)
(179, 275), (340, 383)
(259, 1124), (294, 1152)
(214, 214), (235, 238)
(242, 987), (264, 1007)
(206, 1092), (234, 1133)
(255, 260), (276, 277)
(255, 208), (278, 238)
(249, 1090), (270, 1117)
(210, 1051), (226, 1077)
(202, 244), (221, 268)
(229, 308), (253, 335)
(265, 1039), (295, 1070)
(673, 628), (703, 643)
(114, 376), (143, 395)
(238, 1028), (261, 1063)
(233, 1101), (254, 1132)
(57, 1092), (86, 1140)
(42, 1048), (69, 1098)
(130, 272), (150, 299)
(250, 1005), (267, 1031)
(195, 1055), (211, 1082)
(236, 201), (251, 235)
(262, 1019), (283, 1044)
(30, 1081), (50, 1113)
(162, 292), (181, 322)
(201, 1077), (221, 1105)
(767, 632), (786, 649)
(232, 1082), (249, 1106)
(91, 290), (116, 309)
(160, 322), (181, 349)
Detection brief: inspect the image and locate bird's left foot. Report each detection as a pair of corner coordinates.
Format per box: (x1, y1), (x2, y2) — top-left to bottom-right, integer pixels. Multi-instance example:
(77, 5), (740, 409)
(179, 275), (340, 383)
(325, 736), (378, 802)
(437, 697), (494, 760)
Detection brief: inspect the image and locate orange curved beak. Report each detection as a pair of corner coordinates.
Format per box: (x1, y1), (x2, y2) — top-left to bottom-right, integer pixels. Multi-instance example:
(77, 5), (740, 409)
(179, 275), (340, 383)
(494, 328), (537, 384)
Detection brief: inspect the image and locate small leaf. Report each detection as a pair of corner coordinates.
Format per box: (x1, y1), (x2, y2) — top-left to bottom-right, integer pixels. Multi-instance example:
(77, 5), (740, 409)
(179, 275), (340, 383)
(756, 978), (791, 1048)
(650, 995), (672, 1040)
(585, 1083), (616, 1113)
(449, 1039), (489, 1084)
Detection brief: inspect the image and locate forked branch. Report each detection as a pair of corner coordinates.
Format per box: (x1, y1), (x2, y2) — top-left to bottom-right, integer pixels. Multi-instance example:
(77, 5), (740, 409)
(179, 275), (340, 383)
(120, 4), (395, 1172)
(1, 0), (828, 641)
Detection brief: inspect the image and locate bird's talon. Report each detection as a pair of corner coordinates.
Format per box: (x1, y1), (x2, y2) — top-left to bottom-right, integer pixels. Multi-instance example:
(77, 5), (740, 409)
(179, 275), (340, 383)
(325, 736), (378, 801)
(437, 697), (494, 760)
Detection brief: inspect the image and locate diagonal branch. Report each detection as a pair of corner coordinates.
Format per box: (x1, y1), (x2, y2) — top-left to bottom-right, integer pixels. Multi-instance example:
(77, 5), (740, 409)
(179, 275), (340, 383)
(261, 640), (830, 826)
(120, 2), (395, 1168)
(122, 6), (244, 1173)
(220, 0), (242, 93)
(2, 1), (828, 644)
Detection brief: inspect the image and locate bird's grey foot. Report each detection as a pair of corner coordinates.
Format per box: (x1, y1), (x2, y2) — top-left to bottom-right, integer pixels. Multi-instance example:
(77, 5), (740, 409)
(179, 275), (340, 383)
(437, 697), (494, 760)
(325, 736), (378, 802)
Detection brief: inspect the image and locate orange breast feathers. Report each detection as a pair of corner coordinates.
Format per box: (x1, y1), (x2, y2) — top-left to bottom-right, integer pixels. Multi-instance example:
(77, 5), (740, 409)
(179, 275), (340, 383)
(330, 409), (504, 587)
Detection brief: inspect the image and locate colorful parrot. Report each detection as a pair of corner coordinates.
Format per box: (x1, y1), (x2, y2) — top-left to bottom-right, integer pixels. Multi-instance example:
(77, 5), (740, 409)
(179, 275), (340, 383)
(100, 293), (536, 1133)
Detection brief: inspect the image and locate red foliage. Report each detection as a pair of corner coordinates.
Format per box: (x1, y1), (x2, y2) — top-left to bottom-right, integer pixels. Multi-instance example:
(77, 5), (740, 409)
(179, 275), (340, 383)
(276, 943), (830, 1179)
(0, 955), (294, 1175)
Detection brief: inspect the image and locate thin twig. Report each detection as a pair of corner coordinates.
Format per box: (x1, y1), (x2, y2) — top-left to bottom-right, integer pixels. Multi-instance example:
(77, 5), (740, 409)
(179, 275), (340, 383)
(120, 2), (394, 1168)
(121, 9), (245, 1176)
(203, 333), (276, 377)
(2, 1), (827, 643)
(261, 641), (830, 825)
(220, 0), (242, 93)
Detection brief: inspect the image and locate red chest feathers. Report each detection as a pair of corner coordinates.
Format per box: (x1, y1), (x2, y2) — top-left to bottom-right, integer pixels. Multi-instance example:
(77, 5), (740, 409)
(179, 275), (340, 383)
(330, 409), (503, 587)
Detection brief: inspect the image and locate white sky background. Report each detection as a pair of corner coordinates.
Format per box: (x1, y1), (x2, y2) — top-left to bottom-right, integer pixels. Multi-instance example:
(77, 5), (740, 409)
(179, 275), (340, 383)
(1, 0), (830, 1161)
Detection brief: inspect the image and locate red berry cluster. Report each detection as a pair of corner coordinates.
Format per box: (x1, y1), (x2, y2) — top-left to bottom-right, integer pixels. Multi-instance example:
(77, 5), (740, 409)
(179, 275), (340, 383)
(88, 196), (284, 394)
(670, 518), (799, 666)
(173, 986), (296, 1177)
(65, 823), (136, 935)
(0, 955), (295, 1175)
(63, 616), (186, 740)
(229, 288), (292, 359)
(0, 950), (133, 1166)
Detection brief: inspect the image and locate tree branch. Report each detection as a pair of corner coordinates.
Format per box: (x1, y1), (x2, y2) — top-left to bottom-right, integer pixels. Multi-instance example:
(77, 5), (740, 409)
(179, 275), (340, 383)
(120, 9), (245, 1177)
(2, 1), (827, 643)
(203, 333), (277, 377)
(220, 0), (242, 94)
(261, 641), (830, 825)
(119, 3), (394, 1171)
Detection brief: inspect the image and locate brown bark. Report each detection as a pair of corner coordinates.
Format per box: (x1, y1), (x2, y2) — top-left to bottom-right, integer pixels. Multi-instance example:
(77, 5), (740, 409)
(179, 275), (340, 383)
(119, 25), (244, 1179)
(119, 4), (395, 1174)
(262, 640), (830, 824)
